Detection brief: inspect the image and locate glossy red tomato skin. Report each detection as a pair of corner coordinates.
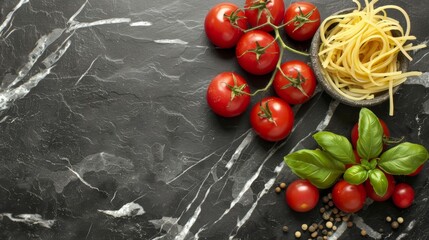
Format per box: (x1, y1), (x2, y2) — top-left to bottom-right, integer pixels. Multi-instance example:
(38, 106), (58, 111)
(332, 180), (366, 213)
(392, 183), (415, 208)
(250, 97), (294, 141)
(364, 173), (396, 202)
(244, 0), (285, 32)
(206, 72), (251, 117)
(284, 2), (320, 41)
(351, 118), (390, 149)
(408, 164), (424, 176)
(204, 3), (247, 48)
(285, 179), (320, 212)
(273, 60), (317, 105)
(236, 30), (280, 75)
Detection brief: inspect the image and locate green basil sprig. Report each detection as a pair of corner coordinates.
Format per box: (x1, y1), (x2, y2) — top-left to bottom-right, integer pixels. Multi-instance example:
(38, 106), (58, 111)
(357, 108), (383, 160)
(284, 149), (344, 189)
(344, 165), (368, 185)
(313, 131), (355, 164)
(379, 142), (429, 175)
(368, 168), (388, 197)
(284, 108), (429, 196)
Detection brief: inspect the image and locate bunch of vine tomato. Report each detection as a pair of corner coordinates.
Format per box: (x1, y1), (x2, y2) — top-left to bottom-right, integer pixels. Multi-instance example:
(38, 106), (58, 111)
(204, 1), (321, 141)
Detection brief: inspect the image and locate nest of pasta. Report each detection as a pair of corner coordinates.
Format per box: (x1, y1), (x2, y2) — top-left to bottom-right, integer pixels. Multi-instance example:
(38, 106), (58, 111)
(315, 0), (426, 115)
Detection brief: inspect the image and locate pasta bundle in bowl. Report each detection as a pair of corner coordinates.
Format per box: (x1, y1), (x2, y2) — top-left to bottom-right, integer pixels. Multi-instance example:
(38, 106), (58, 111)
(311, 0), (426, 115)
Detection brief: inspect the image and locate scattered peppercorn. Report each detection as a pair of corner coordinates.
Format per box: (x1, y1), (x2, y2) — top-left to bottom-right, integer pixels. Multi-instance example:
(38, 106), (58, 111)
(317, 236), (323, 240)
(280, 182), (287, 189)
(391, 221), (399, 229)
(347, 221), (353, 228)
(322, 229), (328, 235)
(332, 208), (339, 215)
(302, 224), (308, 231)
(311, 231), (318, 238)
(328, 201), (334, 207)
(275, 187), (281, 193)
(335, 217), (341, 222)
(361, 229), (367, 236)
(332, 226), (337, 231)
(322, 212), (330, 220)
(320, 207), (326, 214)
(386, 216), (392, 222)
(322, 196), (329, 203)
(323, 236), (328, 240)
(328, 231), (333, 236)
(319, 224), (324, 230)
(282, 225), (289, 233)
(397, 217), (404, 224)
(326, 221), (333, 229)
(309, 224), (317, 233)
(295, 231), (302, 238)
(328, 193), (332, 199)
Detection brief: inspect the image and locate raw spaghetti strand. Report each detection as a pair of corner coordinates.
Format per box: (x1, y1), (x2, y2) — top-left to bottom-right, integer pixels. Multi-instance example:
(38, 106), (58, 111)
(318, 0), (426, 115)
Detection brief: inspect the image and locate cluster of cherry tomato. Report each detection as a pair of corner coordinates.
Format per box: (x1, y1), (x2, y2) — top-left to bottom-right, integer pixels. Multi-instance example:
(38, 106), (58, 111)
(285, 120), (421, 213)
(287, 173), (416, 214)
(204, 1), (321, 141)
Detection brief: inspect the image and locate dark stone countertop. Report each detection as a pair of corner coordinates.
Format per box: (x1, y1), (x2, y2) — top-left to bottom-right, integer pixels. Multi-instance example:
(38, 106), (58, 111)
(0, 0), (428, 239)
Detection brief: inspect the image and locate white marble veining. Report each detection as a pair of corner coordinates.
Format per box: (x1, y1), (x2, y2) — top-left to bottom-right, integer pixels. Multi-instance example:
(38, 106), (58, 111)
(98, 202), (145, 218)
(0, 213), (55, 228)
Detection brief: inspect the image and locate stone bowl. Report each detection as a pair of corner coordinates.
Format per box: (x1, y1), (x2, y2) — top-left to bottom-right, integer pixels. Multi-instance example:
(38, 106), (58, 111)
(309, 8), (408, 107)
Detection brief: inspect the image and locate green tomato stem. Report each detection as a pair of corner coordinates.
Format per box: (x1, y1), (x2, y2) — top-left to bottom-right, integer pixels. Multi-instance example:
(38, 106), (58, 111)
(252, 46), (284, 96)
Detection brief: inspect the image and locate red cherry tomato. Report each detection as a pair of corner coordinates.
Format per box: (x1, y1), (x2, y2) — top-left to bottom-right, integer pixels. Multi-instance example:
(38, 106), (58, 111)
(392, 183), (414, 208)
(206, 72), (251, 117)
(332, 180), (366, 213)
(204, 3), (248, 48)
(408, 164), (424, 176)
(284, 2), (321, 41)
(244, 0), (285, 32)
(392, 183), (415, 208)
(250, 97), (294, 141)
(273, 60), (317, 105)
(285, 179), (319, 212)
(364, 173), (395, 202)
(236, 30), (280, 75)
(351, 118), (390, 149)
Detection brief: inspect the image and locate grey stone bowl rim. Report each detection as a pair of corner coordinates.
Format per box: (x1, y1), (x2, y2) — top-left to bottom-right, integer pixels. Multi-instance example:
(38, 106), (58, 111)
(309, 8), (408, 107)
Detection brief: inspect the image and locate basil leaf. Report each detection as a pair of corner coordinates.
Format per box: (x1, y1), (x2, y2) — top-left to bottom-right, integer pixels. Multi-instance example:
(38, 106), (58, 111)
(357, 108), (383, 160)
(313, 131), (355, 164)
(284, 149), (345, 189)
(369, 159), (378, 170)
(368, 169), (388, 197)
(379, 142), (429, 175)
(344, 165), (368, 185)
(360, 159), (371, 170)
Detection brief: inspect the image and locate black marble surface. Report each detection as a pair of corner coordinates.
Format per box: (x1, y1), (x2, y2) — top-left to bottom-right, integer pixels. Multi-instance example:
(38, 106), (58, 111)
(0, 0), (428, 239)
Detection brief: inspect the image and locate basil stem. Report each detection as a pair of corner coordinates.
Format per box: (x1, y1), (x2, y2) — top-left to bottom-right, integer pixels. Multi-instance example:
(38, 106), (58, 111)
(379, 142), (429, 175)
(313, 131), (355, 164)
(344, 165), (368, 185)
(368, 169), (388, 197)
(284, 149), (345, 189)
(357, 108), (383, 160)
